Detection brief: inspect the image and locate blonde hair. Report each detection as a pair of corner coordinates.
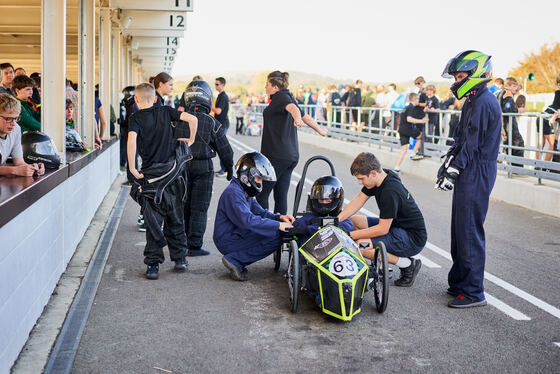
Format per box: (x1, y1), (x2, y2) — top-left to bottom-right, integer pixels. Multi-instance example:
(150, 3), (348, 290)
(135, 83), (155, 103)
(0, 93), (21, 114)
(426, 84), (436, 92)
(267, 71), (289, 89)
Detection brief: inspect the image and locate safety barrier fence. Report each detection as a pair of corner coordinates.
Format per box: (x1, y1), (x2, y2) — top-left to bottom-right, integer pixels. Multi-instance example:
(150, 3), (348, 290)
(231, 103), (560, 183)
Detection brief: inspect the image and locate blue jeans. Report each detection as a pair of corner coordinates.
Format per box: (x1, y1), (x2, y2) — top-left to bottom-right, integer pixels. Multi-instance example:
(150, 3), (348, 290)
(366, 217), (423, 258)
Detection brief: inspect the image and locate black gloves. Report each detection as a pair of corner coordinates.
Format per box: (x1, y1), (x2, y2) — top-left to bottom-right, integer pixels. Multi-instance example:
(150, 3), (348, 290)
(435, 154), (460, 191)
(226, 167), (234, 181)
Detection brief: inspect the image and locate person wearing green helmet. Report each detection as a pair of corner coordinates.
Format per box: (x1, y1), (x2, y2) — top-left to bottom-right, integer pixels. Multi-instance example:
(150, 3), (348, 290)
(437, 50), (502, 308)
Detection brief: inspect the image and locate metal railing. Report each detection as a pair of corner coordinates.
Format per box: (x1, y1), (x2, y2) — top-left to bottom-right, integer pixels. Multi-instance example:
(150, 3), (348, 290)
(230, 103), (560, 182)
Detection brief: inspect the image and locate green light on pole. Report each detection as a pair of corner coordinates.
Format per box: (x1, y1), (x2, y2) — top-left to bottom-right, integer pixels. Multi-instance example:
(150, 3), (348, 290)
(528, 73), (535, 81)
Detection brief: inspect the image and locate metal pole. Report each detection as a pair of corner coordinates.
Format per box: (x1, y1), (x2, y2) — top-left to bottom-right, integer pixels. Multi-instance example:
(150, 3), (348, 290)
(507, 115), (512, 178)
(41, 0), (66, 163)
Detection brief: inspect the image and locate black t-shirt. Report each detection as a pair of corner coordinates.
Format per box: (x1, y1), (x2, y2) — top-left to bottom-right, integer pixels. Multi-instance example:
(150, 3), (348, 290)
(329, 92), (341, 106)
(426, 95), (440, 125)
(348, 87), (362, 107)
(419, 91), (428, 105)
(128, 106), (181, 170)
(398, 104), (423, 135)
(361, 170), (427, 247)
(261, 88), (304, 162)
(215, 91), (229, 126)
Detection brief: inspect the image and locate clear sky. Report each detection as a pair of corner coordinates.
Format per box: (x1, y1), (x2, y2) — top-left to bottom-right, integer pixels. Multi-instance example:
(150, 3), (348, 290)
(172, 0), (559, 83)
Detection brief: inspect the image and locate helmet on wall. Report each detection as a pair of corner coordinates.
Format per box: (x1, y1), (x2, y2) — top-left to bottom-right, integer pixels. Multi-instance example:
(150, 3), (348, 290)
(183, 80), (213, 114)
(65, 127), (87, 152)
(21, 131), (61, 169)
(235, 152), (276, 197)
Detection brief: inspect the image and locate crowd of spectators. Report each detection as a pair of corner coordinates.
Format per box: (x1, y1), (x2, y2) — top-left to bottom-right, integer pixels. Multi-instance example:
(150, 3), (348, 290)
(0, 61), (110, 178)
(223, 74), (559, 172)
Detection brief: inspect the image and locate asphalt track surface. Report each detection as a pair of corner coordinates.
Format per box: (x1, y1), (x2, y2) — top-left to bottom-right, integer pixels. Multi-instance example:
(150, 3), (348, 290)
(72, 132), (560, 373)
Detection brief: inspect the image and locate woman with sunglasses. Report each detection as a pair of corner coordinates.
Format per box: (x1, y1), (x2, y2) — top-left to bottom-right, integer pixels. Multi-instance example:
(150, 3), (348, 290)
(256, 71), (328, 215)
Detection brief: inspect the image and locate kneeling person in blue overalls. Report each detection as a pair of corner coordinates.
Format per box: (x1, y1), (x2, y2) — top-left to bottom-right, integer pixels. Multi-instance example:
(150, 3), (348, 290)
(338, 152), (427, 287)
(213, 152), (294, 281)
(292, 176), (354, 244)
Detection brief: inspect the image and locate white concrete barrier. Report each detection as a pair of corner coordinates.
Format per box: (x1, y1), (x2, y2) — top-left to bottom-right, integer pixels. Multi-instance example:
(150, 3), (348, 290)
(0, 141), (120, 373)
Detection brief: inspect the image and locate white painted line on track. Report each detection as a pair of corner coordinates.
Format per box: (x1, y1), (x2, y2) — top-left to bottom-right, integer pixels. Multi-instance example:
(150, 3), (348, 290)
(415, 254), (441, 269)
(484, 293), (531, 321)
(229, 136), (559, 321)
(554, 342), (560, 348)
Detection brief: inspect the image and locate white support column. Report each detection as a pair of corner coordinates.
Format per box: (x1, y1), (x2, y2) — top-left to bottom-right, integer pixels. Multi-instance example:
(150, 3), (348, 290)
(128, 48), (133, 85)
(41, 0), (66, 162)
(111, 29), (120, 133)
(79, 0), (95, 147)
(99, 7), (111, 140)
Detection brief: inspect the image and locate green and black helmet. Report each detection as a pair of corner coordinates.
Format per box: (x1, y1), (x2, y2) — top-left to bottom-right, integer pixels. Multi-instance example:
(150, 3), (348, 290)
(442, 50), (493, 99)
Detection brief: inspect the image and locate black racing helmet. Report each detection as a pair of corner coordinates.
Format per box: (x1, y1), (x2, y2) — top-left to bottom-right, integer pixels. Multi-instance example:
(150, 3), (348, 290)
(307, 176), (344, 216)
(21, 131), (61, 169)
(183, 80), (213, 114)
(236, 152), (276, 197)
(121, 85), (135, 99)
(66, 127), (87, 152)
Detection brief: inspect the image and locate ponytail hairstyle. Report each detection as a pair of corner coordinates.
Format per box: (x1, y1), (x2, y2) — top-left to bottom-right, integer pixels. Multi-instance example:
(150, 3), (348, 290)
(153, 72), (173, 91)
(267, 71), (289, 90)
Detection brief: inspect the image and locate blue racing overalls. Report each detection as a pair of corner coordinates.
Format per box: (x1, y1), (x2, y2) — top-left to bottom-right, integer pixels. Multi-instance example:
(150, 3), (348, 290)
(447, 85), (502, 301)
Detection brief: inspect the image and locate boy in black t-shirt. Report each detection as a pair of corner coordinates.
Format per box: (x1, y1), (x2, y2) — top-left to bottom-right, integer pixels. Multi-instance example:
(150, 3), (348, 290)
(424, 84), (440, 143)
(127, 83), (198, 280)
(394, 93), (428, 171)
(338, 152), (427, 287)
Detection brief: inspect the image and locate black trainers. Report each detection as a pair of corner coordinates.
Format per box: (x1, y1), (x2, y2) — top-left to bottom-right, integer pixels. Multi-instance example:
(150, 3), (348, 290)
(187, 248), (210, 257)
(222, 257), (247, 281)
(448, 294), (487, 308)
(146, 264), (159, 280)
(447, 287), (460, 297)
(174, 257), (188, 272)
(138, 222), (146, 232)
(394, 258), (422, 287)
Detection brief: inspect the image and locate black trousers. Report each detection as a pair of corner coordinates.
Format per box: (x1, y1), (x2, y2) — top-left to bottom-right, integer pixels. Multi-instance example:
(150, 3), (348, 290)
(219, 121), (230, 172)
(504, 121), (525, 167)
(235, 117), (244, 134)
(184, 159), (214, 249)
(143, 180), (188, 265)
(256, 156), (298, 215)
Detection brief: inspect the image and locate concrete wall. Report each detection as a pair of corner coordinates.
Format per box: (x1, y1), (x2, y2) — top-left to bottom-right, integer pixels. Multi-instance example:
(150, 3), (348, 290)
(298, 132), (560, 218)
(0, 141), (120, 373)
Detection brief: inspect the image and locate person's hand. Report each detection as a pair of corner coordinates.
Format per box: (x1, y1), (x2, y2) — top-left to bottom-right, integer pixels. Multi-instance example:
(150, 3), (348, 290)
(14, 164), (37, 177)
(279, 222), (293, 232)
(435, 164), (459, 191)
(130, 168), (144, 180)
(95, 136), (102, 150)
(226, 167), (234, 181)
(294, 118), (304, 128)
(318, 127), (328, 136)
(37, 162), (45, 175)
(280, 214), (295, 224)
(422, 117), (429, 123)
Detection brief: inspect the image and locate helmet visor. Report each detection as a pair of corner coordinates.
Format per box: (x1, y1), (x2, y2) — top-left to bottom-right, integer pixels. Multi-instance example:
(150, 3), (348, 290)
(252, 160), (276, 182)
(311, 184), (340, 200)
(442, 57), (478, 79)
(31, 139), (58, 156)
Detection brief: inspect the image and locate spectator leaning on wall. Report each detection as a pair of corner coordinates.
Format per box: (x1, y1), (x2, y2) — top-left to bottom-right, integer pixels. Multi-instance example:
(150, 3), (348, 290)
(0, 93), (44, 177)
